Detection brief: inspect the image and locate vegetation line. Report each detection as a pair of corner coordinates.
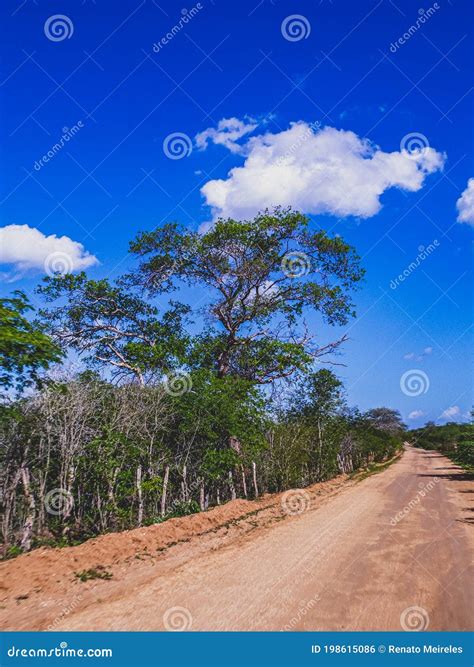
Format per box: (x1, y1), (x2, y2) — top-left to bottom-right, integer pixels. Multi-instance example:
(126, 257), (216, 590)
(1, 210), (471, 560)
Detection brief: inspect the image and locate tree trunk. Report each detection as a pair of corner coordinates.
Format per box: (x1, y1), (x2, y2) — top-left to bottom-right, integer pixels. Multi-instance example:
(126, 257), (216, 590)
(181, 465), (188, 502)
(252, 461), (259, 498)
(241, 465), (247, 498)
(161, 465), (170, 517)
(2, 470), (21, 555)
(228, 470), (236, 500)
(20, 466), (35, 552)
(316, 418), (323, 479)
(136, 465), (143, 526)
(199, 481), (205, 511)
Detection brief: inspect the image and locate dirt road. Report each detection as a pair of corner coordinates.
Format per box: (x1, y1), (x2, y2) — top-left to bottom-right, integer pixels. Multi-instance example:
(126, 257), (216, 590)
(2, 446), (473, 631)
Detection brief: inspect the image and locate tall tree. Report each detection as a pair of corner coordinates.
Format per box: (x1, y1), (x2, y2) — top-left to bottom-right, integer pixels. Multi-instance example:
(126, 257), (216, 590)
(129, 208), (364, 384)
(364, 407), (405, 434)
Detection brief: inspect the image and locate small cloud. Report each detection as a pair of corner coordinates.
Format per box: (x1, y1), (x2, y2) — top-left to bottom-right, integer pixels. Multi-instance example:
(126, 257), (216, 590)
(441, 405), (461, 419)
(0, 224), (98, 281)
(456, 178), (474, 225)
(405, 347), (432, 361)
(195, 117), (258, 154)
(408, 410), (426, 420)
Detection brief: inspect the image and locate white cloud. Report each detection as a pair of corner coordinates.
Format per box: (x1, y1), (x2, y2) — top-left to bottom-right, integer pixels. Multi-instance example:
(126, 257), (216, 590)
(241, 279), (279, 306)
(408, 410), (426, 420)
(199, 121), (445, 221)
(441, 405), (460, 419)
(195, 117), (258, 154)
(456, 178), (474, 225)
(0, 224), (98, 280)
(404, 346), (432, 361)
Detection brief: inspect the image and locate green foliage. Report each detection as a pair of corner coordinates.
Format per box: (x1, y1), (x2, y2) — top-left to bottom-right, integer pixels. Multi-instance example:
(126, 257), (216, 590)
(0, 214), (419, 558)
(201, 449), (240, 482)
(165, 500), (201, 518)
(363, 407), (405, 434)
(169, 369), (268, 458)
(129, 208), (364, 383)
(2, 545), (23, 561)
(75, 568), (113, 582)
(289, 369), (346, 422)
(411, 422), (474, 468)
(38, 273), (189, 384)
(457, 442), (474, 467)
(0, 291), (62, 391)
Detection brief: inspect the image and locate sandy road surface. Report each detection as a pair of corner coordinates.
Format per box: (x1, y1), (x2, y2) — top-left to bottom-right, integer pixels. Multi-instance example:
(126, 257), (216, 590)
(2, 446), (473, 631)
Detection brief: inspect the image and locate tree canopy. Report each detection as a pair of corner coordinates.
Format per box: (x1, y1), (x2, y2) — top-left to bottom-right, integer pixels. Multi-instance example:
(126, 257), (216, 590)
(38, 273), (190, 385)
(128, 208), (364, 384)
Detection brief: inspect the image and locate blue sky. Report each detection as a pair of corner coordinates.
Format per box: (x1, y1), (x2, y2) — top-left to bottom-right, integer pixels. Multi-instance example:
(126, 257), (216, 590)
(0, 0), (472, 425)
